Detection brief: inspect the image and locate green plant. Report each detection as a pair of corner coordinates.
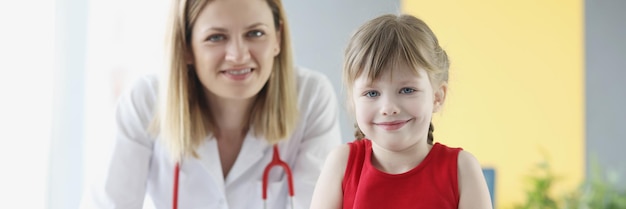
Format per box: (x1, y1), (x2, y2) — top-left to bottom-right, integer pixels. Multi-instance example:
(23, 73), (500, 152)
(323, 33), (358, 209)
(513, 157), (626, 209)
(514, 160), (559, 209)
(562, 161), (626, 209)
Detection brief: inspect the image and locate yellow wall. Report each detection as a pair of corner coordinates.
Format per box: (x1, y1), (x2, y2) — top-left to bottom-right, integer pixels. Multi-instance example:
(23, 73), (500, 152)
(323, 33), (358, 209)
(402, 1), (584, 207)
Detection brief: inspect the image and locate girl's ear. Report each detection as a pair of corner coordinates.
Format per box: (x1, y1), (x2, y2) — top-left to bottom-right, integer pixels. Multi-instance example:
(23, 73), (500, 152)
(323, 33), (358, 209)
(433, 82), (448, 113)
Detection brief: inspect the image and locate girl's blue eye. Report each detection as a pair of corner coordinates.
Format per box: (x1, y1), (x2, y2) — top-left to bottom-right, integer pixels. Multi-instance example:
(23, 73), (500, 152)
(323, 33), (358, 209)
(364, 91), (380, 97)
(247, 30), (265, 37)
(400, 88), (416, 94)
(207, 34), (226, 42)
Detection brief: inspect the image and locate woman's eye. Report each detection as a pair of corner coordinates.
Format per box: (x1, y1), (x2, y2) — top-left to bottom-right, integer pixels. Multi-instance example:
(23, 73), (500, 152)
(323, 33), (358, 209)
(400, 88), (416, 94)
(364, 91), (380, 98)
(207, 34), (226, 42)
(247, 30), (265, 37)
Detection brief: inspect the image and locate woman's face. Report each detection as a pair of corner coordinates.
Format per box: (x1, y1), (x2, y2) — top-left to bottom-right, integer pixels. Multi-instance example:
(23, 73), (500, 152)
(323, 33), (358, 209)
(189, 0), (280, 101)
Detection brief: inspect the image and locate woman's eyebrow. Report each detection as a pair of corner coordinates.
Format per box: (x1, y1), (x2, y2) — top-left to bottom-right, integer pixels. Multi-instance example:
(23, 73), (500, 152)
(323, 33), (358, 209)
(246, 22), (267, 29)
(200, 22), (268, 34)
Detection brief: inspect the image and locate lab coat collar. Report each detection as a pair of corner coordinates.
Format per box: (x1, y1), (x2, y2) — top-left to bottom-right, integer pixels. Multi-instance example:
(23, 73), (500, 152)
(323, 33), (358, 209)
(195, 137), (225, 194)
(225, 130), (270, 184)
(196, 129), (270, 189)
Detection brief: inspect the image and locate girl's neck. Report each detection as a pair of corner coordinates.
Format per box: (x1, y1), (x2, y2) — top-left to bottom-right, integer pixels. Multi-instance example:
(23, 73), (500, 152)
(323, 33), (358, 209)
(370, 138), (432, 174)
(205, 91), (256, 139)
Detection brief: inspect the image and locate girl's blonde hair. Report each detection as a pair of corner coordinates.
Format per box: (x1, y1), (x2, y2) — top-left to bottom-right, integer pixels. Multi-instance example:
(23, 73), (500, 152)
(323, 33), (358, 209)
(343, 14), (449, 145)
(153, 0), (298, 161)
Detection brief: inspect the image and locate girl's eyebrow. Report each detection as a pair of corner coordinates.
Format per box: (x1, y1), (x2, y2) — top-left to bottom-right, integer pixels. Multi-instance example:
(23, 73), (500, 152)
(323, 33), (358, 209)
(364, 80), (380, 88)
(354, 82), (376, 90)
(396, 80), (420, 85)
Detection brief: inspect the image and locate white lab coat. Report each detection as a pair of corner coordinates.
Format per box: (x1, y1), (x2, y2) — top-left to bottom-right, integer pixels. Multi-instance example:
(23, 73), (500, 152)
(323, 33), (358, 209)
(82, 68), (341, 209)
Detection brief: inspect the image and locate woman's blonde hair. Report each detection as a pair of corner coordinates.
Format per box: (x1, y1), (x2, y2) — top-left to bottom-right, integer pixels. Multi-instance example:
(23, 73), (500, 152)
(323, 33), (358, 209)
(343, 14), (449, 144)
(152, 0), (298, 161)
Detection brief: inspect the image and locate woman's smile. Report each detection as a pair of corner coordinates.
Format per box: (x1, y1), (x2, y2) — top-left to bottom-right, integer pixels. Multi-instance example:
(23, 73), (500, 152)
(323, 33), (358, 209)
(221, 68), (255, 81)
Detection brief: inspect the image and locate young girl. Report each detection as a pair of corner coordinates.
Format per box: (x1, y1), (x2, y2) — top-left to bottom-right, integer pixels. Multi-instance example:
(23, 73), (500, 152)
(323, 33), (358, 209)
(310, 14), (492, 209)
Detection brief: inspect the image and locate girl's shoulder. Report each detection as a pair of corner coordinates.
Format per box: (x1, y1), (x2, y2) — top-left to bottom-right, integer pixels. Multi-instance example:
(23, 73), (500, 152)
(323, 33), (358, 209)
(457, 149), (483, 179)
(326, 143), (351, 167)
(456, 149), (494, 208)
(321, 143), (351, 181)
(428, 142), (463, 164)
(436, 143), (479, 175)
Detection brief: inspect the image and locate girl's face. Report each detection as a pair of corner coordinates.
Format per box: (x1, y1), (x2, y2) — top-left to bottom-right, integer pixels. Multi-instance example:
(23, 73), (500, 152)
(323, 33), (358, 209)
(352, 65), (446, 151)
(189, 0), (280, 101)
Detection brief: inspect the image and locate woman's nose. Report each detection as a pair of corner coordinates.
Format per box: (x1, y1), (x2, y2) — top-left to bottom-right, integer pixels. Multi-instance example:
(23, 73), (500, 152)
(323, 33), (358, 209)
(225, 38), (250, 63)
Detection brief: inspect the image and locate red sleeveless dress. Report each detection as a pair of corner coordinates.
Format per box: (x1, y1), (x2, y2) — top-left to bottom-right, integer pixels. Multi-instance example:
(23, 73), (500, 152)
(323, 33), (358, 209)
(342, 139), (462, 209)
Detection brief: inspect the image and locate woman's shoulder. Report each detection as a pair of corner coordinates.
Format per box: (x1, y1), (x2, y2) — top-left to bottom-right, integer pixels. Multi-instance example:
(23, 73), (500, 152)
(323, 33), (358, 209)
(127, 74), (159, 97)
(116, 74), (159, 118)
(294, 66), (334, 94)
(293, 66), (338, 113)
(294, 66), (326, 79)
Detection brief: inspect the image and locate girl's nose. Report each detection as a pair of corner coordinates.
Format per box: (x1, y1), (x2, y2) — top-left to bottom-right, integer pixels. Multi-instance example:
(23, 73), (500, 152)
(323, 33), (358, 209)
(382, 110), (398, 116)
(381, 101), (399, 116)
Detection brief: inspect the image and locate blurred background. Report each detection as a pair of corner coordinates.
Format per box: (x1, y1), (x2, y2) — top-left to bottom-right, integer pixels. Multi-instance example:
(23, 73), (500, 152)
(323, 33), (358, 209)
(0, 0), (623, 208)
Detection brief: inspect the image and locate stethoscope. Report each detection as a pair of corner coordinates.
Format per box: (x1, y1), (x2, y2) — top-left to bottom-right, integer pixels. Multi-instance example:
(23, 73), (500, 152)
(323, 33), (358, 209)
(172, 144), (295, 209)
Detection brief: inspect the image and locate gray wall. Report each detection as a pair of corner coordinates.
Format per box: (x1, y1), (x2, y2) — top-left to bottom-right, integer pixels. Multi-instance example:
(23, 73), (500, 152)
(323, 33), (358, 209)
(585, 0), (626, 188)
(283, 0), (401, 142)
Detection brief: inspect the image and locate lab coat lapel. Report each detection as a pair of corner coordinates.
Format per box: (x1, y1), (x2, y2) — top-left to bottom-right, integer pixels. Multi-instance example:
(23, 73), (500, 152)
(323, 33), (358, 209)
(225, 131), (269, 184)
(196, 137), (226, 194)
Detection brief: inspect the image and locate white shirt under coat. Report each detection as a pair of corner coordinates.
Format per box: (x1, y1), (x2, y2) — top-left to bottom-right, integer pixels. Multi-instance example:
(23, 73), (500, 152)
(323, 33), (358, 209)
(82, 67), (342, 209)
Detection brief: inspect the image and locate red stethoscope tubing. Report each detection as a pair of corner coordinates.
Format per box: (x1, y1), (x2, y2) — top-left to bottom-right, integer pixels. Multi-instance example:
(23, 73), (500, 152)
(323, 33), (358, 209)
(173, 163), (180, 209)
(262, 144), (295, 209)
(172, 144), (294, 209)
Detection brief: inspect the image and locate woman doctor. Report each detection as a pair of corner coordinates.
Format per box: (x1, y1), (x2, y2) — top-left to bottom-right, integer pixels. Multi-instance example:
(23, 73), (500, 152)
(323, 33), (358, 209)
(82, 0), (341, 208)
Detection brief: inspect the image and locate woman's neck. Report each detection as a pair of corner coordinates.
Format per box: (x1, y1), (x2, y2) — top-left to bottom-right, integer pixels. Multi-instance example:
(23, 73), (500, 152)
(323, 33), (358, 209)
(205, 91), (256, 139)
(370, 138), (432, 174)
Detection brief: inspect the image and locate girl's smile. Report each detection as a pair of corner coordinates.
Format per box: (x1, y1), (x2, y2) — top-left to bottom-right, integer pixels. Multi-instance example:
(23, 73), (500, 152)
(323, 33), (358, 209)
(374, 119), (413, 131)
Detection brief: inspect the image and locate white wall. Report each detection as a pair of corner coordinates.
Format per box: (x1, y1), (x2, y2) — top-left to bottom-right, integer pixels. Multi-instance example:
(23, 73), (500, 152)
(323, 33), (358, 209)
(0, 1), (55, 208)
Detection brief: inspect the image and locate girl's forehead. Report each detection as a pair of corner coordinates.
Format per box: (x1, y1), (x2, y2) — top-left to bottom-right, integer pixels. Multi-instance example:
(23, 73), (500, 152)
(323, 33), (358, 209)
(356, 66), (426, 83)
